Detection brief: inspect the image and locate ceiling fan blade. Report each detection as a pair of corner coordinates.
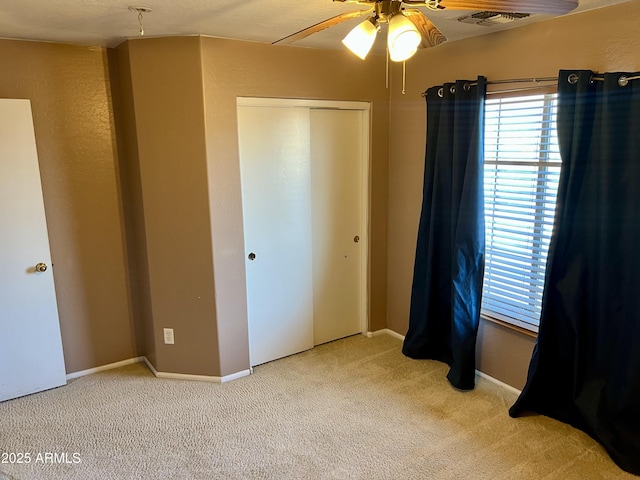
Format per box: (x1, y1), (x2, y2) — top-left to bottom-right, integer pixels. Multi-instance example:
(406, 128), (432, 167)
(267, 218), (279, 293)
(436, 0), (578, 15)
(273, 7), (375, 45)
(404, 9), (447, 49)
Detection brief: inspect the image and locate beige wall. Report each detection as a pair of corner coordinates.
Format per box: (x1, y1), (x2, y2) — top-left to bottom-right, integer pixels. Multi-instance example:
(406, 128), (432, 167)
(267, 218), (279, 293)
(0, 39), (136, 374)
(109, 45), (155, 365)
(115, 37), (221, 376)
(110, 36), (389, 377)
(386, 1), (640, 389)
(199, 37), (390, 375)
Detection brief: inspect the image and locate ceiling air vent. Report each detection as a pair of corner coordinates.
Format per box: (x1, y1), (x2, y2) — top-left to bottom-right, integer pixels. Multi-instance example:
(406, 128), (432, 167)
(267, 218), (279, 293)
(457, 11), (530, 26)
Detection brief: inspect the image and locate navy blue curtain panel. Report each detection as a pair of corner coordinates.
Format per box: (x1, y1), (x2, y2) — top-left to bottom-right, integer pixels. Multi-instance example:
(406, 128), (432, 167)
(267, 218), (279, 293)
(510, 70), (640, 475)
(402, 77), (486, 391)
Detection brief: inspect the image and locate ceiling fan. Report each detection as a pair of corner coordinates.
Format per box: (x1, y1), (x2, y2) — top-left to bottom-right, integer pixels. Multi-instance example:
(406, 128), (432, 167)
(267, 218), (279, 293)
(273, 0), (578, 62)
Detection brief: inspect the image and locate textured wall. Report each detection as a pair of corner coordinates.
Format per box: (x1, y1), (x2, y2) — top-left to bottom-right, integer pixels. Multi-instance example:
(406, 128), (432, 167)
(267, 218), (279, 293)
(200, 37), (390, 376)
(386, 1), (640, 389)
(0, 39), (136, 374)
(120, 37), (221, 376)
(108, 45), (156, 366)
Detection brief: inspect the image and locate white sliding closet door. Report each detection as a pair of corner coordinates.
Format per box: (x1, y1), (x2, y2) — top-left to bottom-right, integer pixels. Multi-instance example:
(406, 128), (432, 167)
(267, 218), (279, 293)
(238, 105), (314, 367)
(238, 99), (368, 367)
(310, 109), (364, 345)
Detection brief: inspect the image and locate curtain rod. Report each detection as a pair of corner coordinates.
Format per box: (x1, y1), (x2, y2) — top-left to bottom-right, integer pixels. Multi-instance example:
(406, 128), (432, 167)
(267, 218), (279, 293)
(487, 76), (558, 85)
(486, 85), (556, 95)
(421, 76), (557, 97)
(422, 72), (640, 97)
(485, 77), (558, 96)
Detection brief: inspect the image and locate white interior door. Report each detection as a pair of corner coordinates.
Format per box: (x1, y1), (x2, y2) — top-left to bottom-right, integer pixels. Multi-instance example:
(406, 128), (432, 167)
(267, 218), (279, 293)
(0, 99), (67, 402)
(238, 104), (314, 367)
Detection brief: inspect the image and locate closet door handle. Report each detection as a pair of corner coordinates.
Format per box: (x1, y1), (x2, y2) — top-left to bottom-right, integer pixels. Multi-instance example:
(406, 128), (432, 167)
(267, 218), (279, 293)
(248, 252), (256, 261)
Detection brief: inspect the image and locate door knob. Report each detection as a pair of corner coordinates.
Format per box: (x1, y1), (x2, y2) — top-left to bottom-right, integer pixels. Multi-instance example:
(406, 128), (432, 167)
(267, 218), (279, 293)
(354, 235), (360, 243)
(248, 252), (256, 261)
(35, 262), (48, 273)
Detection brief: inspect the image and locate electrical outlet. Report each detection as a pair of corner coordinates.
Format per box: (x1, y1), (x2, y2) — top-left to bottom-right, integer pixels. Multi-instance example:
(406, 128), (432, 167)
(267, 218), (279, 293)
(163, 328), (174, 345)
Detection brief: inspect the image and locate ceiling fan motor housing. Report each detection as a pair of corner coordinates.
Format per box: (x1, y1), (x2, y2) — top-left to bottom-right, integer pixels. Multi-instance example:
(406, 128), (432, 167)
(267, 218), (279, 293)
(374, 0), (405, 22)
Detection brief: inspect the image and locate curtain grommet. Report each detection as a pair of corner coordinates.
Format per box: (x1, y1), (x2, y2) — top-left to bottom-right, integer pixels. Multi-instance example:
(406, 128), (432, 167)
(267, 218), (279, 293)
(568, 73), (579, 85)
(450, 85), (456, 94)
(619, 76), (629, 87)
(438, 87), (444, 97)
(463, 82), (471, 91)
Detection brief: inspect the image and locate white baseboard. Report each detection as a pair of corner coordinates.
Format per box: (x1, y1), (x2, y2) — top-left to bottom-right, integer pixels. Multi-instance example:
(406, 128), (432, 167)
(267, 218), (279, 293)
(66, 356), (144, 380)
(366, 328), (406, 341)
(142, 357), (251, 383)
(65, 356), (251, 384)
(368, 329), (522, 394)
(475, 370), (522, 395)
(220, 369), (252, 383)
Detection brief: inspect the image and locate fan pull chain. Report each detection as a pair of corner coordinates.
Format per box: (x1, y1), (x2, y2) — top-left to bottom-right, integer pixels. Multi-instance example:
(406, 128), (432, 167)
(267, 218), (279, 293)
(402, 61), (406, 95)
(386, 48), (389, 89)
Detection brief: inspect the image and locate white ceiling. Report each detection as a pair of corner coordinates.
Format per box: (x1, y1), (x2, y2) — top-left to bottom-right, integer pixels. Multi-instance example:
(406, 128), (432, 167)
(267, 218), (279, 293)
(0, 0), (630, 53)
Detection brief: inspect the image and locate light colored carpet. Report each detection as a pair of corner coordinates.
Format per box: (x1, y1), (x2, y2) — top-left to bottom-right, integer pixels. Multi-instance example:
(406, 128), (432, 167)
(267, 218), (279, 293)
(0, 334), (634, 479)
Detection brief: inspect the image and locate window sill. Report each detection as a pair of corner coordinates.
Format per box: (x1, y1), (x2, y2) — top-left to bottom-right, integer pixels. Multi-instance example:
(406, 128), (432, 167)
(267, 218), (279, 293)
(480, 314), (538, 338)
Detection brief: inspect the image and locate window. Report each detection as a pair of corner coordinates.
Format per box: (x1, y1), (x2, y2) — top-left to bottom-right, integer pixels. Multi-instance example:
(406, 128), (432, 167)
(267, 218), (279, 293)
(481, 93), (561, 332)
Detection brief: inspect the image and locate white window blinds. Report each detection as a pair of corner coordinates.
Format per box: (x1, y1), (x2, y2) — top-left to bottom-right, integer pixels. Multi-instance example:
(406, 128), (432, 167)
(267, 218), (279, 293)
(482, 93), (561, 331)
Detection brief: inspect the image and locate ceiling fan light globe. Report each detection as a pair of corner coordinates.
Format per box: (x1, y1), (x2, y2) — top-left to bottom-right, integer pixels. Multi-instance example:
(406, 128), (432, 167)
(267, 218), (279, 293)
(387, 14), (421, 62)
(388, 36), (419, 62)
(342, 18), (378, 60)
